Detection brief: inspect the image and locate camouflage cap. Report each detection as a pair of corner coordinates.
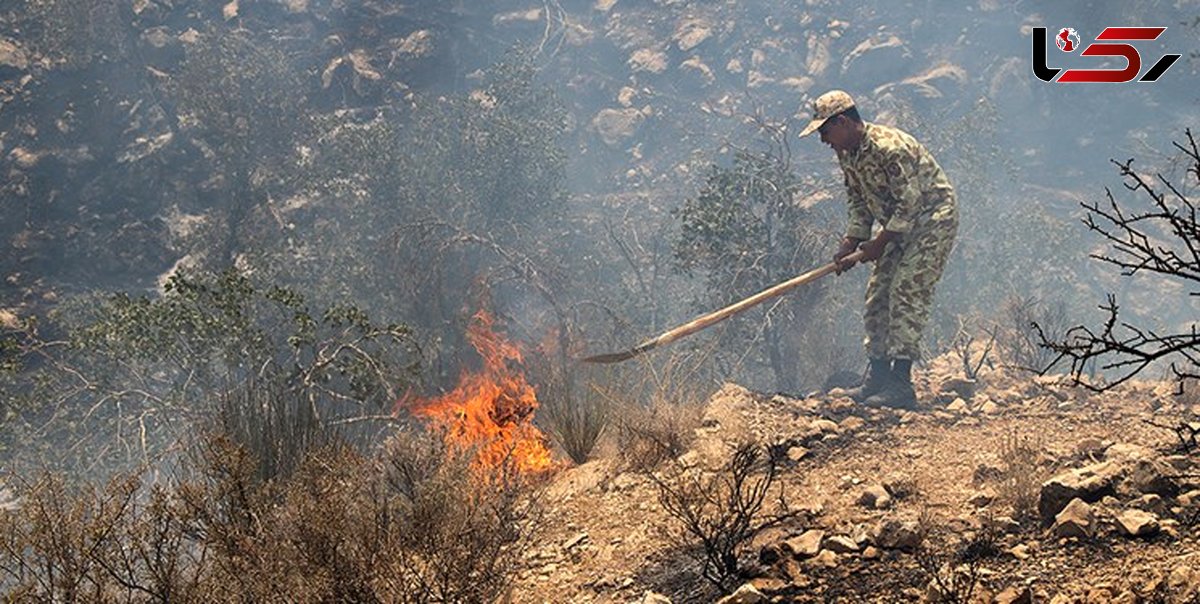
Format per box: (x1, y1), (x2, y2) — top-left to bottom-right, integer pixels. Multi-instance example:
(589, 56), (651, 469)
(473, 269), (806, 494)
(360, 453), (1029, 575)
(798, 90), (856, 137)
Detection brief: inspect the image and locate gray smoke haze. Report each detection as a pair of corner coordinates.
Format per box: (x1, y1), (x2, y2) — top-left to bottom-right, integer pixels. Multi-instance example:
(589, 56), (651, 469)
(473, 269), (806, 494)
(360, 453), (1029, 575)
(0, 0), (1197, 467)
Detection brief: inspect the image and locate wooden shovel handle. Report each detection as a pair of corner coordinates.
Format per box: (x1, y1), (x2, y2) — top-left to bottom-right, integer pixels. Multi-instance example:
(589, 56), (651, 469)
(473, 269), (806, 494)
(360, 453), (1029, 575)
(580, 250), (864, 364)
(649, 250), (865, 348)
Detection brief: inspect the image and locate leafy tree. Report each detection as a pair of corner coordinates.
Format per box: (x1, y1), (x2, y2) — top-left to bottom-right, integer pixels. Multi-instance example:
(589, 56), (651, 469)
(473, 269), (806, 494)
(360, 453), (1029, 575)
(1, 269), (421, 474)
(916, 100), (1084, 324)
(168, 28), (315, 267)
(244, 54), (573, 385)
(673, 128), (841, 393)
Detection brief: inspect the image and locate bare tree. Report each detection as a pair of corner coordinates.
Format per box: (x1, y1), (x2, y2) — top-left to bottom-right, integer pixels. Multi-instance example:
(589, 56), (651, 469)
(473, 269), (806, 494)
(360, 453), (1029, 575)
(1037, 129), (1200, 392)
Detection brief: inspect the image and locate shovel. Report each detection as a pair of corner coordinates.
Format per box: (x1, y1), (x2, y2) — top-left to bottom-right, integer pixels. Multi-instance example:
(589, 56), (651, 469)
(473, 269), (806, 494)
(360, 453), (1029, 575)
(580, 250), (865, 364)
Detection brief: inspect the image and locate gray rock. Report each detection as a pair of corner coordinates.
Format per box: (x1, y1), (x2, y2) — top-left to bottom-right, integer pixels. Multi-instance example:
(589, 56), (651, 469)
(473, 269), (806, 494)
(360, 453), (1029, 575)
(1179, 489), (1200, 507)
(591, 108), (645, 146)
(0, 38), (29, 70)
(995, 585), (1034, 604)
(804, 33), (831, 77)
(1114, 509), (1159, 538)
(617, 86), (637, 107)
(809, 549), (839, 568)
(641, 591), (672, 604)
(939, 376), (977, 399)
(841, 32), (913, 87)
(396, 30), (435, 58)
(628, 48), (668, 74)
(746, 69), (773, 89)
(778, 76), (814, 94)
(987, 57), (1033, 110)
(1038, 460), (1122, 523)
(715, 583), (765, 604)
(783, 529), (824, 558)
(878, 63), (969, 101)
(679, 56), (715, 86)
(141, 27), (173, 49)
(672, 18), (713, 52)
(1051, 498), (1095, 539)
(874, 520), (922, 551)
(493, 8), (542, 26)
(858, 484), (892, 509)
(822, 535), (860, 554)
(0, 485), (18, 512)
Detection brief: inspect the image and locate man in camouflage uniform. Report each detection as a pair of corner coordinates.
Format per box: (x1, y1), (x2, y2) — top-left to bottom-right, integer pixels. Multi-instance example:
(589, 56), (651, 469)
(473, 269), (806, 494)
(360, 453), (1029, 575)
(798, 90), (957, 409)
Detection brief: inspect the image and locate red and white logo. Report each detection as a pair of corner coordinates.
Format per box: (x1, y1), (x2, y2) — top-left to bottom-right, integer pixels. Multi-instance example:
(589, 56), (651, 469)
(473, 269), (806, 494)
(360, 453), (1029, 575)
(1056, 28), (1080, 52)
(1032, 26), (1181, 83)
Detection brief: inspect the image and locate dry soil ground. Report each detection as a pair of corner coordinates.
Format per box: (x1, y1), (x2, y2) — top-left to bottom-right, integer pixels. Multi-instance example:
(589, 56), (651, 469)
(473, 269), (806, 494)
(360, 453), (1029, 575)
(511, 356), (1200, 603)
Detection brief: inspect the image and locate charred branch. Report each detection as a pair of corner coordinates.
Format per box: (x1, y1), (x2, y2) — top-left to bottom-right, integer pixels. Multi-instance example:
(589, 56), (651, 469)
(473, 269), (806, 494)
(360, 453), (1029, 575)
(1037, 130), (1200, 392)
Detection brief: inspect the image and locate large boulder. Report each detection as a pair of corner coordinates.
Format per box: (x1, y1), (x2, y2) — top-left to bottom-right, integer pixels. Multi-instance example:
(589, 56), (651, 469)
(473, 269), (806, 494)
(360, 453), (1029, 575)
(672, 17), (713, 52)
(628, 47), (668, 74)
(822, 535), (860, 554)
(840, 32), (914, 88)
(716, 583), (766, 604)
(782, 529), (824, 558)
(804, 33), (832, 77)
(1038, 461), (1122, 523)
(0, 38), (29, 72)
(858, 484), (892, 510)
(591, 108), (646, 146)
(1106, 443), (1180, 497)
(1051, 498), (1096, 539)
(874, 519), (922, 551)
(995, 585), (1034, 604)
(1114, 509), (1160, 538)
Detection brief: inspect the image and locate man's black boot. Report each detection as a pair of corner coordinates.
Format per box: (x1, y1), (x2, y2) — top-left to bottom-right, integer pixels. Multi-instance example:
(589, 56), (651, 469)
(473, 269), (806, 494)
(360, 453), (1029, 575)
(864, 358), (918, 410)
(844, 357), (891, 402)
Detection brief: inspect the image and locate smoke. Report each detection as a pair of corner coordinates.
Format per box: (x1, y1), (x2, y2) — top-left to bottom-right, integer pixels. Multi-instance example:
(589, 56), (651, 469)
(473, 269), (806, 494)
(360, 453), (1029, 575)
(2, 0), (1197, 394)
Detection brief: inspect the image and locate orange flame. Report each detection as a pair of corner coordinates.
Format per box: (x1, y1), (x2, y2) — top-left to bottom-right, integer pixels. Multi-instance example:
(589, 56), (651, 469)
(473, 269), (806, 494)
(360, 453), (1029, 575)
(401, 310), (553, 474)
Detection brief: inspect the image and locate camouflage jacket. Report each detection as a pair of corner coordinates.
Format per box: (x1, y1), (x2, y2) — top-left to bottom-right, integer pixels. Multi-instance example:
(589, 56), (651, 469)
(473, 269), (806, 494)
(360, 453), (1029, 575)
(837, 122), (956, 240)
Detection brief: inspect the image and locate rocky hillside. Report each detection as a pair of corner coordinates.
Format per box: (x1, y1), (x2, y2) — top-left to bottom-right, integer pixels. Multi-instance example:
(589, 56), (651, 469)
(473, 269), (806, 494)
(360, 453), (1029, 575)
(491, 0), (1198, 193)
(512, 354), (1200, 602)
(0, 0), (1195, 304)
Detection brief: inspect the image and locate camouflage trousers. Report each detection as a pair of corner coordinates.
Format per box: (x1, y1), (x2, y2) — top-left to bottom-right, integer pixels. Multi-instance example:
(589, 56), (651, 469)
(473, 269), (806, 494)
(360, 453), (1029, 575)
(863, 202), (958, 361)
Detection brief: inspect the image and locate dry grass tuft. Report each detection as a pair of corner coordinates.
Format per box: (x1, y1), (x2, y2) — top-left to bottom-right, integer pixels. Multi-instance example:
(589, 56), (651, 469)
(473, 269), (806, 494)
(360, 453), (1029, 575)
(996, 428), (1047, 523)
